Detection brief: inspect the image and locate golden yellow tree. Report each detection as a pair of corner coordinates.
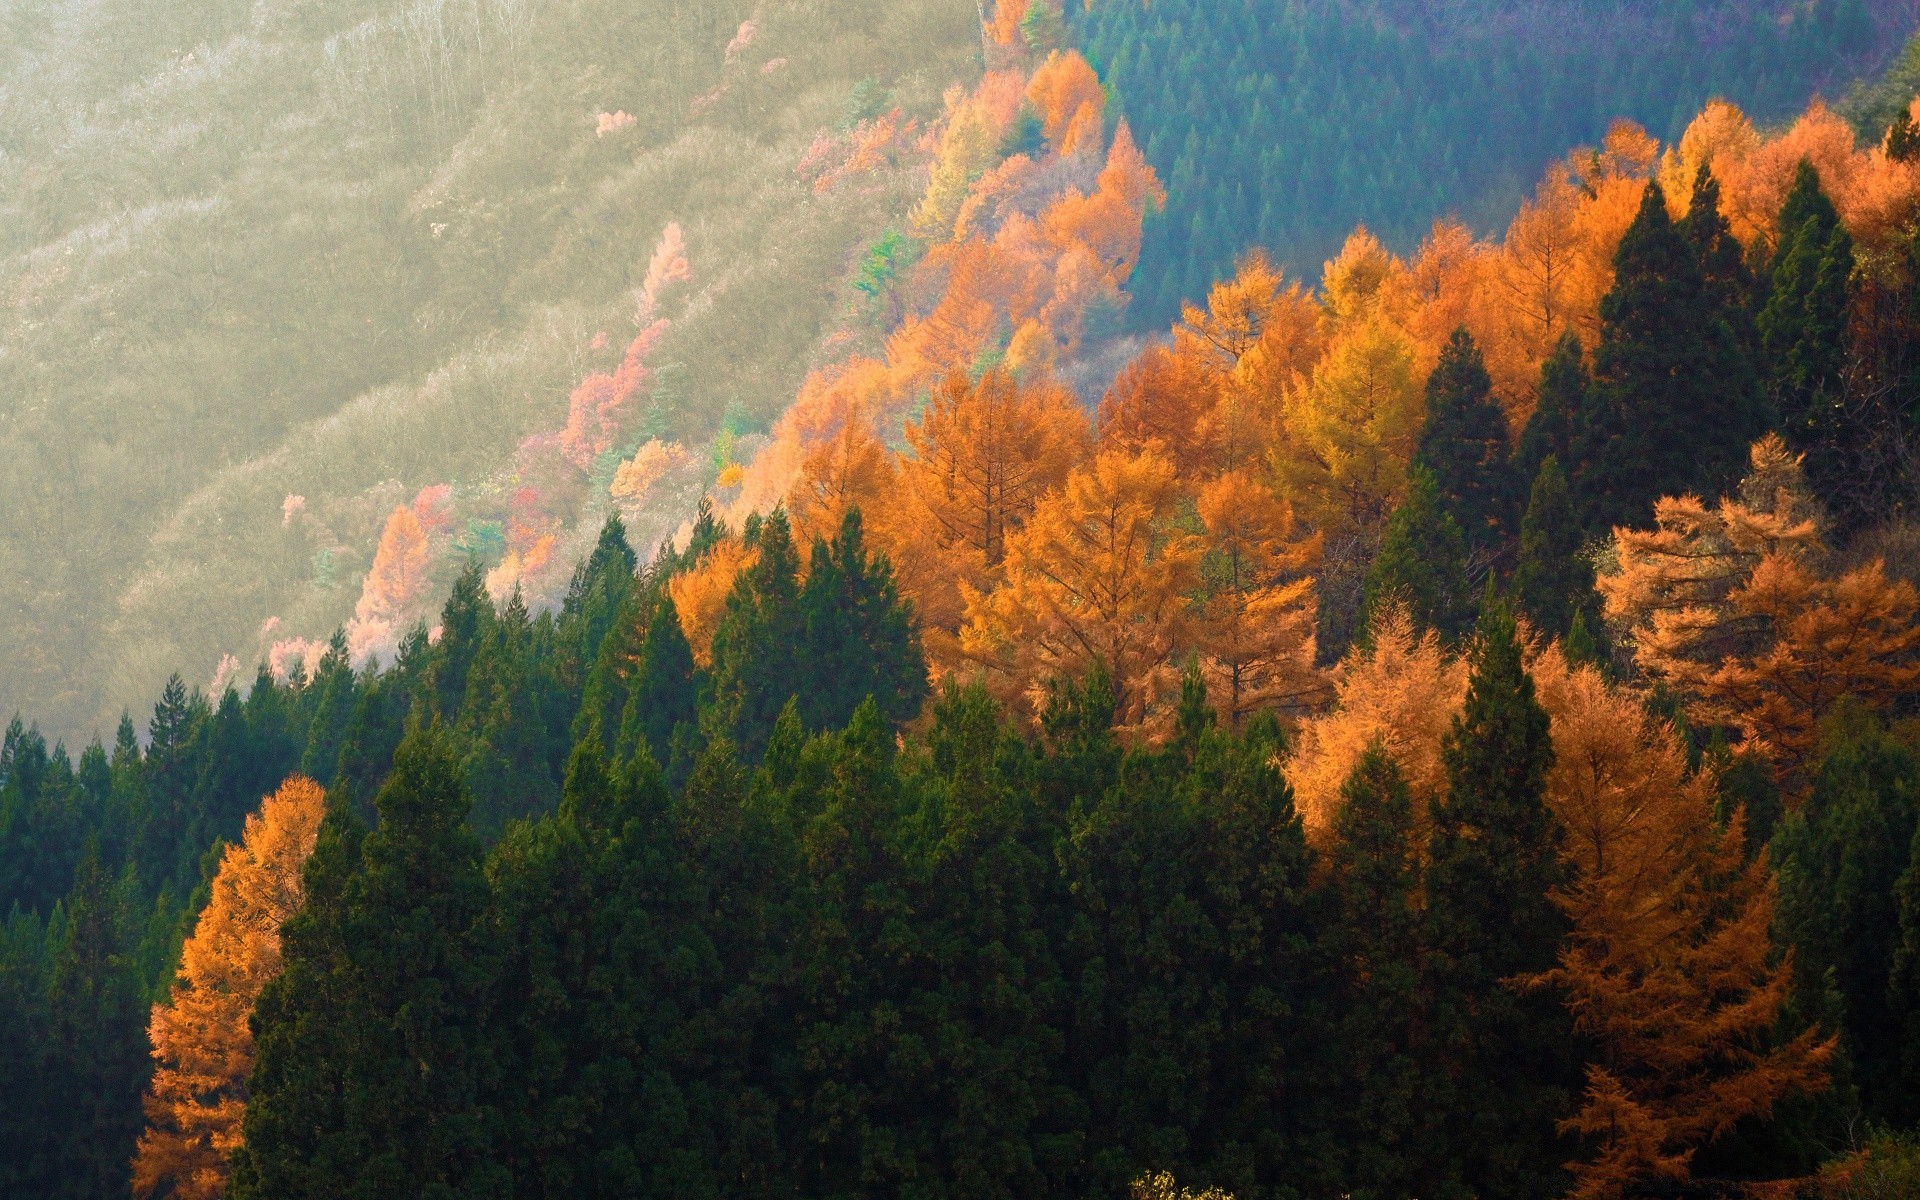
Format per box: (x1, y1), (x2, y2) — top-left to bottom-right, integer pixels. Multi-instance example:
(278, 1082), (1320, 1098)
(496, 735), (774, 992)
(132, 776), (328, 1200)
(1191, 469), (1325, 727)
(961, 446), (1199, 735)
(1271, 316), (1424, 539)
(1601, 437), (1920, 785)
(1096, 339), (1223, 476)
(668, 537), (758, 667)
(1284, 604), (1468, 844)
(1528, 649), (1835, 1199)
(902, 365), (1088, 585)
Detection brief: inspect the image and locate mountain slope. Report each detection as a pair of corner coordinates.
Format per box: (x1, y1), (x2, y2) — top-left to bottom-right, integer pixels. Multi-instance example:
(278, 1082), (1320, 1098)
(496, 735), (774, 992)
(1073, 0), (1920, 325)
(0, 0), (980, 737)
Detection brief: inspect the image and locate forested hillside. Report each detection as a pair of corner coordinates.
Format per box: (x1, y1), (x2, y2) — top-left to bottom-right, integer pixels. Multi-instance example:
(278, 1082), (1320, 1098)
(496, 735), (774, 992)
(1074, 0), (1920, 325)
(15, 1), (1920, 1198)
(0, 0), (978, 739)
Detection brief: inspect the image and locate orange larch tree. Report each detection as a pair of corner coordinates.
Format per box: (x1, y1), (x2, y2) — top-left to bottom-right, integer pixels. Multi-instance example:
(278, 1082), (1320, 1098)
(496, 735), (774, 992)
(1601, 437), (1920, 787)
(1192, 469), (1325, 727)
(961, 445), (1199, 736)
(132, 776), (328, 1200)
(903, 365), (1088, 579)
(1528, 648), (1834, 1200)
(1283, 604), (1468, 845)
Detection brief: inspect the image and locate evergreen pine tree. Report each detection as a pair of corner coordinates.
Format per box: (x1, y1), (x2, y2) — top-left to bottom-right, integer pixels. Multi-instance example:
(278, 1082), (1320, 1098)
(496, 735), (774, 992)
(230, 728), (502, 1200)
(1322, 746), (1437, 1194)
(1772, 718), (1920, 1127)
(1424, 600), (1572, 1198)
(431, 564), (495, 722)
(1578, 179), (1767, 530)
(616, 592), (700, 779)
(46, 844), (151, 1200)
(708, 508), (806, 760)
(1759, 159), (1856, 516)
(1890, 109), (1920, 163)
(1362, 465), (1473, 640)
(460, 590), (561, 838)
(796, 510), (928, 734)
(1515, 333), (1586, 490)
(1513, 456), (1594, 639)
(299, 632), (357, 788)
(1413, 329), (1521, 554)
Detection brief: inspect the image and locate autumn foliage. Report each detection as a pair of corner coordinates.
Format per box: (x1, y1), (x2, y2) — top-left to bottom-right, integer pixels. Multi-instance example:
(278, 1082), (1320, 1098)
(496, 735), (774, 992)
(1602, 437), (1920, 787)
(1529, 649), (1834, 1198)
(131, 777), (327, 1200)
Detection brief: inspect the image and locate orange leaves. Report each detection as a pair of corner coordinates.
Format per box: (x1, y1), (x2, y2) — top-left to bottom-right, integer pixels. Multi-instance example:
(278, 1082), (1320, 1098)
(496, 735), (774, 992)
(1097, 340), (1223, 476)
(962, 446), (1200, 733)
(132, 777), (327, 1200)
(347, 503), (435, 664)
(1037, 121), (1164, 283)
(1284, 606), (1467, 844)
(358, 506), (431, 627)
(669, 539), (757, 667)
(790, 406), (897, 549)
(1025, 49), (1105, 156)
(1192, 470), (1323, 727)
(1600, 438), (1920, 785)
(1527, 648), (1835, 1199)
(610, 439), (693, 508)
(905, 368), (1087, 573)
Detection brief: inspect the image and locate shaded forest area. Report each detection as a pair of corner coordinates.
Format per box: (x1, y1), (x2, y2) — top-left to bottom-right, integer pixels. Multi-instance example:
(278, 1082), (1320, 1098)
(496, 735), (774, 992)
(1073, 0), (1920, 325)
(16, 3), (1920, 1199)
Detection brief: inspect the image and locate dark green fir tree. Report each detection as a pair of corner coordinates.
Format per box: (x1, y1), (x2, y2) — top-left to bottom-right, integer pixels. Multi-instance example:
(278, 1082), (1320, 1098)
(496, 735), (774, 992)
(1759, 159), (1856, 518)
(1513, 456), (1594, 639)
(1362, 465), (1473, 641)
(1413, 328), (1521, 554)
(1424, 600), (1572, 1198)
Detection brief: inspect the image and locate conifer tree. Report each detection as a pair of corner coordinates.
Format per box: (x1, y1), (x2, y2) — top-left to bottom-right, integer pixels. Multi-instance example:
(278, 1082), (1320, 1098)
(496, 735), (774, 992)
(1515, 333), (1586, 490)
(1759, 160), (1856, 516)
(1773, 719), (1920, 1127)
(1414, 328), (1521, 554)
(133, 777), (326, 1200)
(431, 564), (496, 722)
(298, 633), (357, 788)
(460, 590), (562, 838)
(1362, 465), (1472, 641)
(46, 843), (152, 1200)
(797, 510), (928, 734)
(1577, 180), (1766, 531)
(616, 592), (700, 781)
(1514, 456), (1594, 639)
(1425, 600), (1571, 1198)
(708, 507), (806, 759)
(1322, 747), (1436, 1193)
(229, 729), (502, 1200)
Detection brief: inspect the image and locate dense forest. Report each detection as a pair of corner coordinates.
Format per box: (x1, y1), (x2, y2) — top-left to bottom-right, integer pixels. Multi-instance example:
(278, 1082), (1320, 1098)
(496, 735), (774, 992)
(17, 1), (1920, 1198)
(1074, 0), (1919, 325)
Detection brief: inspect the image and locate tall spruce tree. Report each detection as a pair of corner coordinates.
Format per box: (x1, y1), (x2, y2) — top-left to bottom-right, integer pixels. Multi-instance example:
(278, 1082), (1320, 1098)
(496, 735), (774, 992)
(707, 508), (807, 759)
(230, 729), (502, 1200)
(44, 845), (150, 1200)
(1362, 465), (1473, 641)
(616, 592), (701, 780)
(1773, 717), (1920, 1127)
(1514, 456), (1594, 639)
(1413, 329), (1521, 555)
(1759, 159), (1856, 516)
(1322, 747), (1438, 1195)
(1577, 179), (1767, 531)
(1424, 600), (1571, 1198)
(796, 510), (928, 734)
(1515, 332), (1586, 490)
